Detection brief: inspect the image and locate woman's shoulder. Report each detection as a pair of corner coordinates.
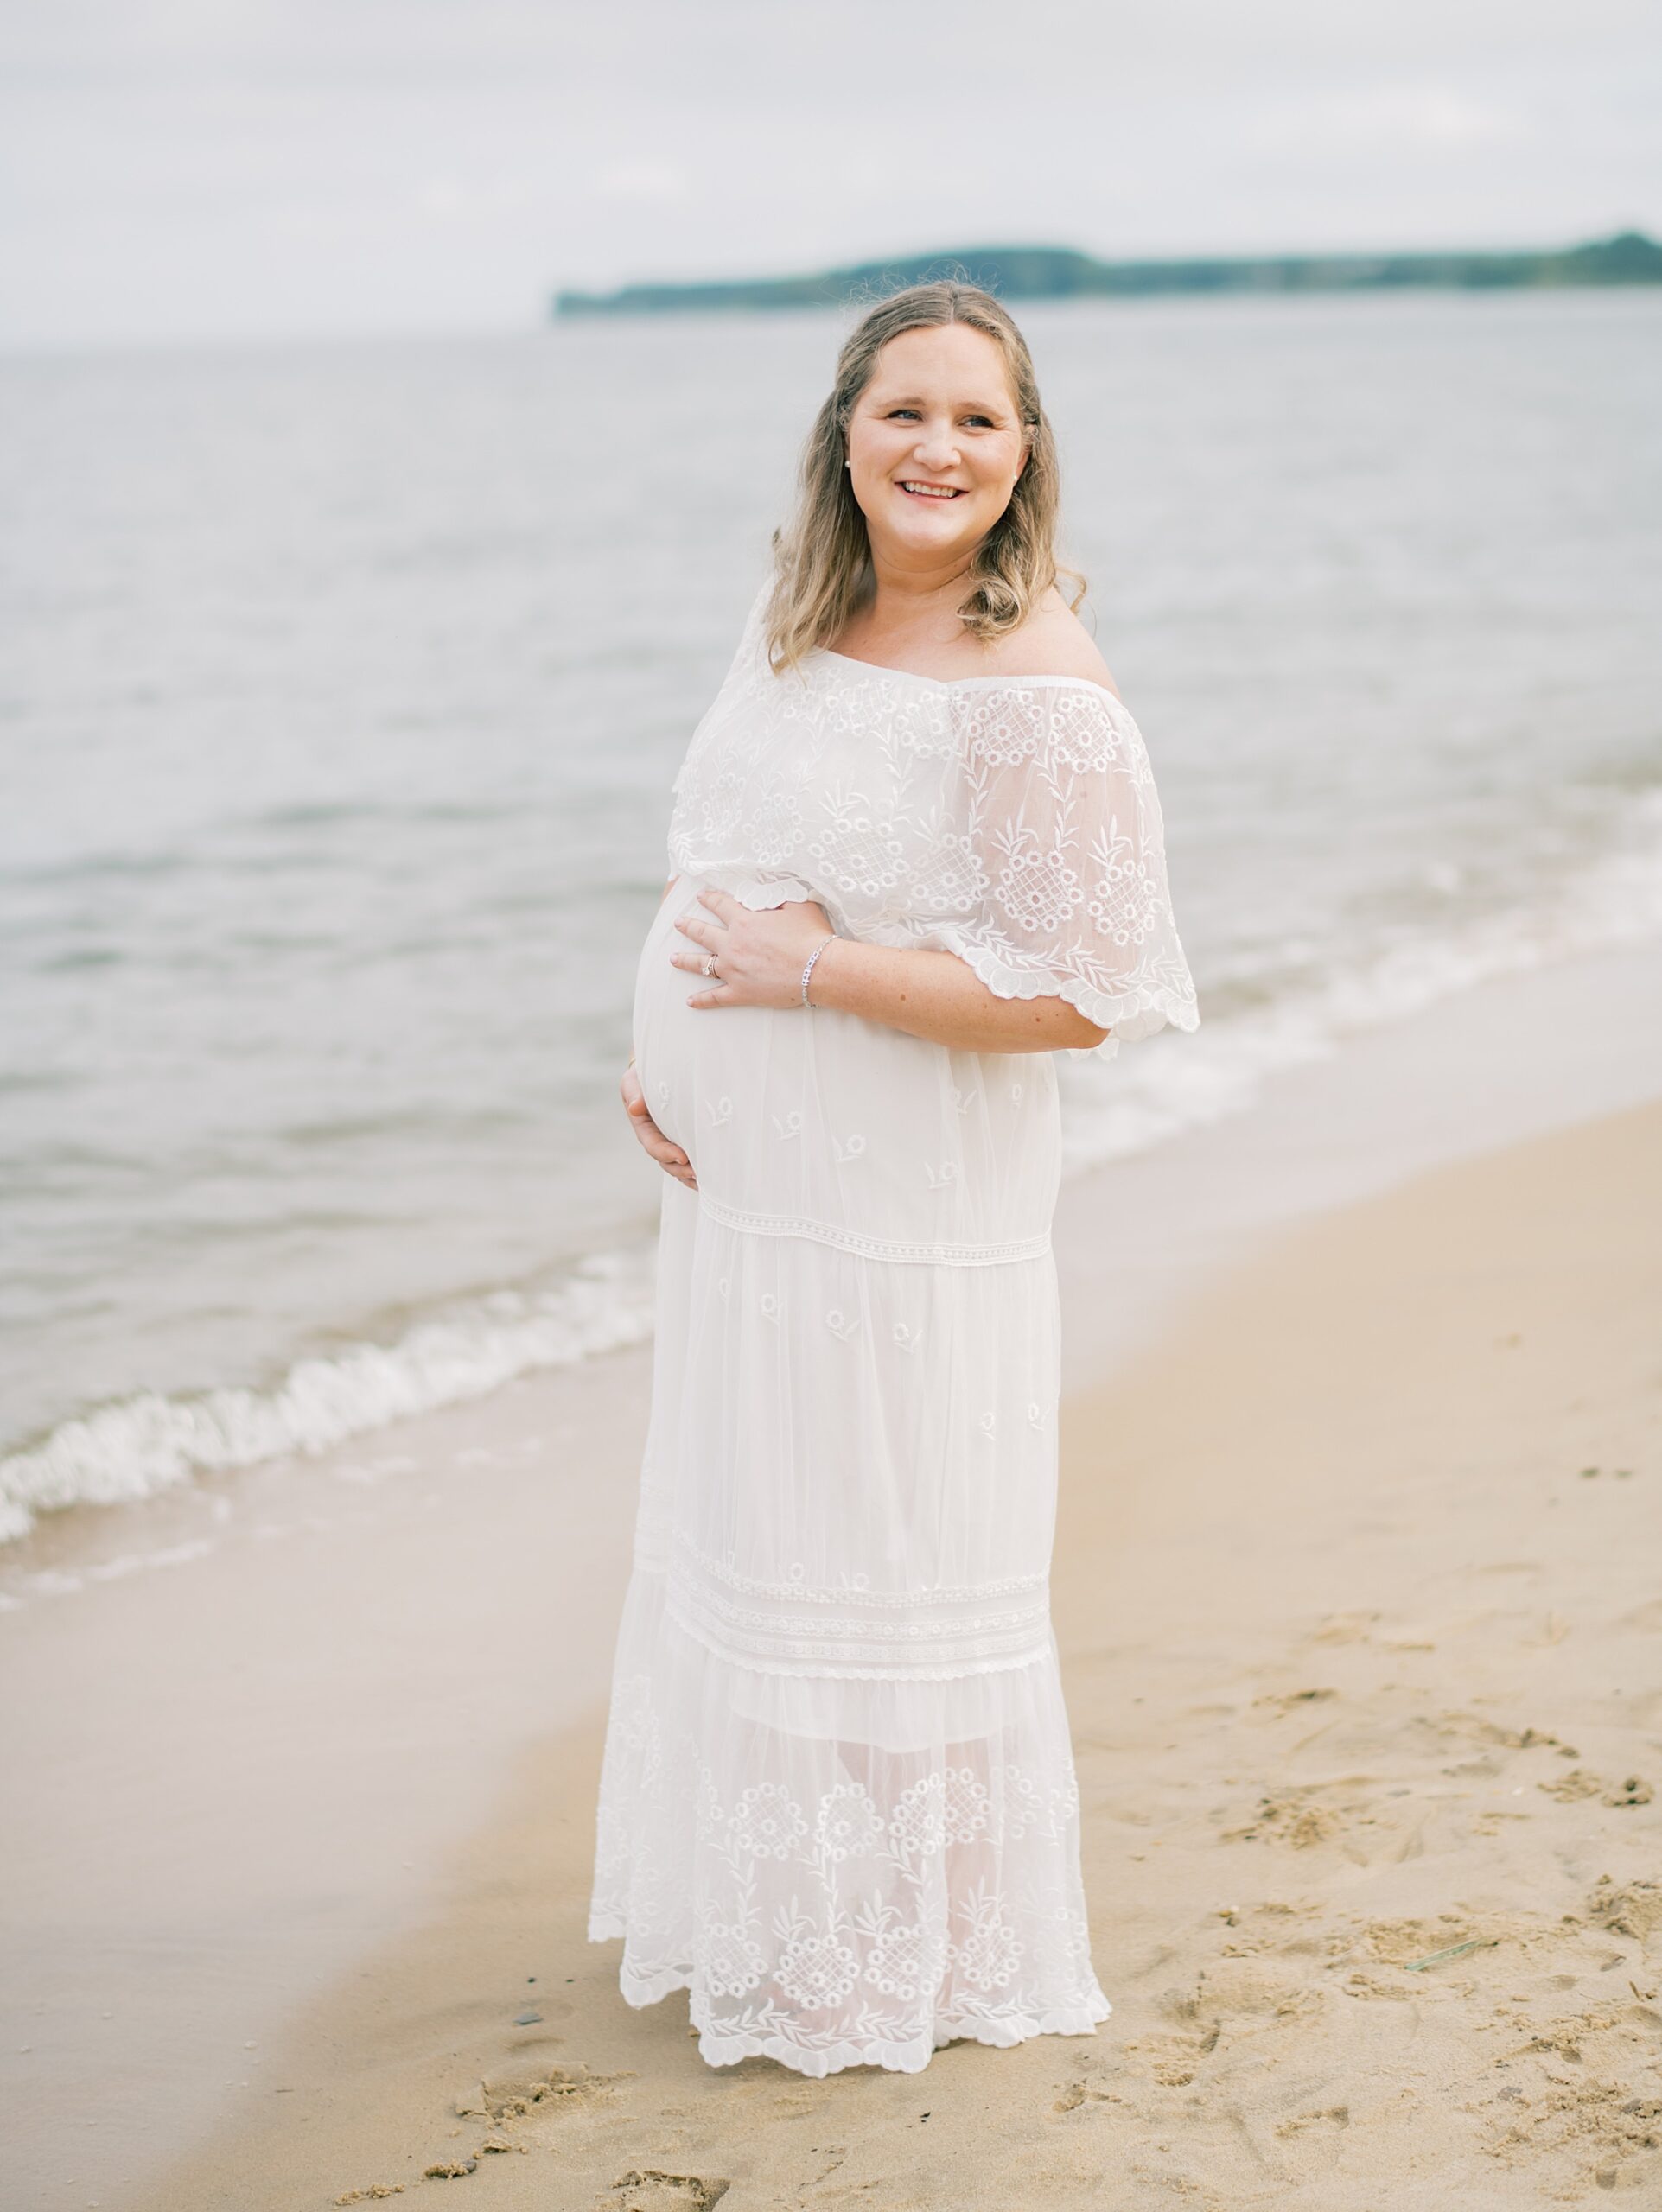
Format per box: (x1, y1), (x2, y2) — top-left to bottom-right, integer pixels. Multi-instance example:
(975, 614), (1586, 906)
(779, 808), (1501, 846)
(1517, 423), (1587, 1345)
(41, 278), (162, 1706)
(977, 588), (1120, 697)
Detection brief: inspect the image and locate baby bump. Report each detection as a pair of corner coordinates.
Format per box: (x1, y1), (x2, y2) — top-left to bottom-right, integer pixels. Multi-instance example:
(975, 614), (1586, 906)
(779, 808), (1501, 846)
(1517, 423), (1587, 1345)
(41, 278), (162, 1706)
(632, 873), (1062, 1250)
(632, 876), (767, 1158)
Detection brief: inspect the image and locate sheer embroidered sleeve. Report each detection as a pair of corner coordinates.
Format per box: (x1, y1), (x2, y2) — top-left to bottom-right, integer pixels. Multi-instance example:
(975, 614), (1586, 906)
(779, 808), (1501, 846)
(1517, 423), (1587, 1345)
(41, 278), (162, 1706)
(921, 681), (1200, 1060)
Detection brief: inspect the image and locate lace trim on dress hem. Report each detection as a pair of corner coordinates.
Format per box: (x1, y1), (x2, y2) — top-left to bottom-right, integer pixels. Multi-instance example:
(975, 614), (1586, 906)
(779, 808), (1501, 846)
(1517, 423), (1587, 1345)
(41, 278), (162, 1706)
(580, 1942), (1112, 2077)
(696, 1192), (1053, 1268)
(691, 1995), (1113, 2077)
(686, 1993), (1112, 2077)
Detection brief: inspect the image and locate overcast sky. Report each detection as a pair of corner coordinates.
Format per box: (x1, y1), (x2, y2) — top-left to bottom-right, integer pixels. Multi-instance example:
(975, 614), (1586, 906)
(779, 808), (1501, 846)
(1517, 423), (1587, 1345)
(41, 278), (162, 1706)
(3, 0), (1659, 352)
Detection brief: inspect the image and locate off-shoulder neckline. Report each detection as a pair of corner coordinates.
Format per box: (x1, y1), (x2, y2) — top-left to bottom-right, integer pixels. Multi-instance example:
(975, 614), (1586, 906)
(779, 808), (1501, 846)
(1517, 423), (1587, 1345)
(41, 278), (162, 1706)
(813, 645), (1124, 709)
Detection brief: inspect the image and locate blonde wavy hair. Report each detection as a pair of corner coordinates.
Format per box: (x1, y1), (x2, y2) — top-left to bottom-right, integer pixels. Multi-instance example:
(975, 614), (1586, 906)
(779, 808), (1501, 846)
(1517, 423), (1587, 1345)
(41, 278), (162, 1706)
(764, 279), (1084, 675)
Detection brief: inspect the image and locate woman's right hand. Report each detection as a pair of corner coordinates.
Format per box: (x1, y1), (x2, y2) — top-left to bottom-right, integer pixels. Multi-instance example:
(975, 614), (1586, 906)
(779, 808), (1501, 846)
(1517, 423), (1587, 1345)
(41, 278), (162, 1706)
(621, 1062), (697, 1189)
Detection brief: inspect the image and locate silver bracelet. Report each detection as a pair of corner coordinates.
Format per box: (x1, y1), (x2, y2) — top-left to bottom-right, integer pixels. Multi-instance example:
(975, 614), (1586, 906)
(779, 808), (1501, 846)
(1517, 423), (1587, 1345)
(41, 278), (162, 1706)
(799, 933), (834, 1007)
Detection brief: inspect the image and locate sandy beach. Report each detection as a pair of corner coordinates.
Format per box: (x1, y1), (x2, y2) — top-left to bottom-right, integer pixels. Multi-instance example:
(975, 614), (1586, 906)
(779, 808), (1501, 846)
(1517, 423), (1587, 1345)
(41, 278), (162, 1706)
(100, 1070), (1662, 2210)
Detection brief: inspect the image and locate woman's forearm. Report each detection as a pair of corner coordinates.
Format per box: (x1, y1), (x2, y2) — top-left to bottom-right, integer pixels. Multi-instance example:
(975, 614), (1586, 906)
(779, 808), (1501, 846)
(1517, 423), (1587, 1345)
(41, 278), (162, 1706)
(806, 934), (1108, 1055)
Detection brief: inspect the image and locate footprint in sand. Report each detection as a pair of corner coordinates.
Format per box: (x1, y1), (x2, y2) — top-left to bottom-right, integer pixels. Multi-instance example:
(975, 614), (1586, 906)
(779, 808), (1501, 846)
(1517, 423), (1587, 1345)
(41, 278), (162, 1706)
(1133, 2035), (1217, 2090)
(1589, 1877), (1662, 1942)
(1124, 1955), (1330, 2094)
(1602, 1776), (1655, 1808)
(1272, 2102), (1351, 2175)
(1248, 1688), (1339, 1719)
(1539, 1770), (1656, 1808)
(1053, 2071), (1118, 2115)
(1216, 1899), (1320, 1957)
(1538, 1767), (1604, 1802)
(1482, 1998), (1662, 2189)
(1434, 1710), (1566, 1755)
(1117, 1981), (1225, 2088)
(1362, 1914), (1503, 1970)
(1303, 1611), (1380, 1645)
(607, 2172), (730, 2211)
(1197, 1957), (1324, 2033)
(1220, 1788), (1345, 1848)
(455, 2063), (631, 2125)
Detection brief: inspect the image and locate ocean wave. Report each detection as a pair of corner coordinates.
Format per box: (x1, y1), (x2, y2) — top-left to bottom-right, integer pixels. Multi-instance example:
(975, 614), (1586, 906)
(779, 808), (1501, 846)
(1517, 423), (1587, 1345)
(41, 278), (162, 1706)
(0, 1244), (657, 1545)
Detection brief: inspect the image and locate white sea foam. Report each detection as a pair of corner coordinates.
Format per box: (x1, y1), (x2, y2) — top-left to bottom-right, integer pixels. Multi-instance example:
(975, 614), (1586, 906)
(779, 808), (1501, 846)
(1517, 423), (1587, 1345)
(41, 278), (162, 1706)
(0, 1246), (657, 1545)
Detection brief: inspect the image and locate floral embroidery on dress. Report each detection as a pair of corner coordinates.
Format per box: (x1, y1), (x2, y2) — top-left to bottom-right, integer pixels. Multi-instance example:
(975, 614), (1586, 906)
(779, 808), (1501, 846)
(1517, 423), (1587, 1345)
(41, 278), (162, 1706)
(888, 1771), (949, 1859)
(951, 1884), (1024, 1993)
(697, 1908), (767, 1998)
(1086, 819), (1164, 947)
(815, 1782), (888, 1861)
(775, 1926), (863, 2010)
(589, 1640), (1111, 2073)
(665, 579), (1200, 1060)
(729, 1783), (808, 1860)
(863, 1912), (948, 2002)
(994, 831), (1086, 938)
(910, 834), (990, 918)
(944, 1766), (992, 1843)
(748, 788), (804, 867)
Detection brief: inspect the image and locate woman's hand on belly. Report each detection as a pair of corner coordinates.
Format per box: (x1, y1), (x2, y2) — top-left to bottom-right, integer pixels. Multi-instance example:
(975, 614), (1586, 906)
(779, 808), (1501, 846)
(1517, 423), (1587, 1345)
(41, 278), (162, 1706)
(672, 886), (835, 1010)
(621, 1063), (697, 1190)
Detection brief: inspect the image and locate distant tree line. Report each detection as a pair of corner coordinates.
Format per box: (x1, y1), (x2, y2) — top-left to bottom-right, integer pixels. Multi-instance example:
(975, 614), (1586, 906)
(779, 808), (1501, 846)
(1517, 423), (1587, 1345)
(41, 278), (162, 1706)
(553, 232), (1662, 317)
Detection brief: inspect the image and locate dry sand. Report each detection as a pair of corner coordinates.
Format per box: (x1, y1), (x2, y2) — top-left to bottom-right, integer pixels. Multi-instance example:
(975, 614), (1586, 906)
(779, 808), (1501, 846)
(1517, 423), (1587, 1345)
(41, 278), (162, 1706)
(130, 1098), (1662, 2210)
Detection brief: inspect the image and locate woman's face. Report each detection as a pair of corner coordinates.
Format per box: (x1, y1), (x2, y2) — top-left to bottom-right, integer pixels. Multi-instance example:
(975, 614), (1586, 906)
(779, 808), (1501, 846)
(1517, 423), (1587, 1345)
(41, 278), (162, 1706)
(844, 322), (1028, 571)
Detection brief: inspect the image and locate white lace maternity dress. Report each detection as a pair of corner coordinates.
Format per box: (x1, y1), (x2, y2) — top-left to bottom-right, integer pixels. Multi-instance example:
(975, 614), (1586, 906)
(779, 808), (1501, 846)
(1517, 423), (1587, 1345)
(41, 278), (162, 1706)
(588, 582), (1199, 2075)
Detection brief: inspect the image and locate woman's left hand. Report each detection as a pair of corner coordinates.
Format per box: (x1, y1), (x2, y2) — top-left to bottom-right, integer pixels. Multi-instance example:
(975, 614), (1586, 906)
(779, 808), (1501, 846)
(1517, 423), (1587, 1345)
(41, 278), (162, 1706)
(671, 887), (835, 1010)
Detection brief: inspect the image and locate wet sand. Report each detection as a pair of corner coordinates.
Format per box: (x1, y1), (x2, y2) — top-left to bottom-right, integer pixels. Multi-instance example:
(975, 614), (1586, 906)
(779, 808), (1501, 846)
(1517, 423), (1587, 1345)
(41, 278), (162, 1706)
(122, 1096), (1662, 2210)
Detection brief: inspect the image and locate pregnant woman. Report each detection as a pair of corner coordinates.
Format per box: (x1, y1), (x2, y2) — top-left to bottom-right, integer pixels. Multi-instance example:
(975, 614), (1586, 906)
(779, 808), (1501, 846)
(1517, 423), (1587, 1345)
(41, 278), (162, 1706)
(589, 280), (1199, 2077)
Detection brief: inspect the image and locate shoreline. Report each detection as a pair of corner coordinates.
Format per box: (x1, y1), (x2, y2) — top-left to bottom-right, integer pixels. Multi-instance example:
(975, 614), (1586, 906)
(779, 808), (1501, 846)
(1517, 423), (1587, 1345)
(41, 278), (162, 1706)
(3, 935), (1661, 2208)
(124, 1091), (1662, 2209)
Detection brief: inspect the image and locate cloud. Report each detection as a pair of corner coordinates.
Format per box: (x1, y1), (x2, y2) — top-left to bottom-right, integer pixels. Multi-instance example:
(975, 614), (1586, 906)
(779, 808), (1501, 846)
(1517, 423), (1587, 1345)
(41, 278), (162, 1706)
(591, 162), (689, 205)
(1248, 83), (1531, 156)
(417, 172), (535, 222)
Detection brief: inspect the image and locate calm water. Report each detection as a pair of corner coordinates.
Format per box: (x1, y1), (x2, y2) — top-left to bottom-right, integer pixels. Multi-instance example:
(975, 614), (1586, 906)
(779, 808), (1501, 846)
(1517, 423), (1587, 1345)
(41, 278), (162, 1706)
(3, 292), (1660, 1534)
